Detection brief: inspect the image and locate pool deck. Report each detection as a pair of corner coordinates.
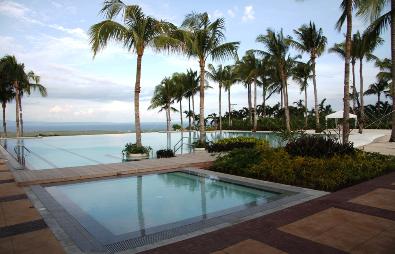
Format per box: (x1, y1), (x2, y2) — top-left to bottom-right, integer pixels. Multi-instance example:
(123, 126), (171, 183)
(10, 152), (215, 186)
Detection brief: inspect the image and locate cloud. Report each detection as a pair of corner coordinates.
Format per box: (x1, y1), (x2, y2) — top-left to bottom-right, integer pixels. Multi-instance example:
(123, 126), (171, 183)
(227, 9), (235, 18)
(47, 24), (87, 39)
(0, 1), (29, 18)
(242, 5), (255, 22)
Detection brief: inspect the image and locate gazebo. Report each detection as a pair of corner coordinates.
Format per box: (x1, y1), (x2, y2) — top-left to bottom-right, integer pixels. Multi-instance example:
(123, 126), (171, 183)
(325, 110), (357, 129)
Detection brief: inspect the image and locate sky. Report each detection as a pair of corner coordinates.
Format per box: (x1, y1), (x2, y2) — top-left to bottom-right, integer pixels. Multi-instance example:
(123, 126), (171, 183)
(0, 0), (391, 123)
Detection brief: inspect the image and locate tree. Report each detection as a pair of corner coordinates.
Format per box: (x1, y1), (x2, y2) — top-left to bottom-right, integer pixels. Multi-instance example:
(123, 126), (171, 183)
(177, 12), (239, 141)
(257, 29), (295, 131)
(292, 62), (312, 128)
(148, 77), (177, 132)
(0, 57), (15, 137)
(172, 73), (187, 131)
(292, 22), (327, 132)
(356, 0), (394, 140)
(182, 69), (200, 130)
(89, 1), (176, 146)
(364, 78), (390, 107)
(223, 65), (238, 127)
(206, 64), (227, 134)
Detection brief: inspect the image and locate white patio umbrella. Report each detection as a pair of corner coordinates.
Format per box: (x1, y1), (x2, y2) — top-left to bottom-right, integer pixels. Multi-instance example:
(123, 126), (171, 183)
(325, 110), (357, 129)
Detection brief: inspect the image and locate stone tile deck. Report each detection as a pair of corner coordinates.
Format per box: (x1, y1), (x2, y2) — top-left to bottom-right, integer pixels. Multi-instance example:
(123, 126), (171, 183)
(142, 171), (395, 254)
(11, 152), (215, 186)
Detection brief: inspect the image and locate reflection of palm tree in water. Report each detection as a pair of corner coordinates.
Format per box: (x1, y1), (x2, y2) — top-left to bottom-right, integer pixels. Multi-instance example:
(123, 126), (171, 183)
(200, 177), (207, 219)
(137, 176), (145, 236)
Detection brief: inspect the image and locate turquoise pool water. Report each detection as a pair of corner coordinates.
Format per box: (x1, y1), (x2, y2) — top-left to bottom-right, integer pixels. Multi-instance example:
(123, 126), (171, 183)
(1, 131), (283, 170)
(45, 171), (280, 244)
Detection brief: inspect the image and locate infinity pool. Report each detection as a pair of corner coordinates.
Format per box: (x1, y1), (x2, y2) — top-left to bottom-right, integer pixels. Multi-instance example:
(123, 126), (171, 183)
(43, 171), (283, 248)
(1, 131), (283, 170)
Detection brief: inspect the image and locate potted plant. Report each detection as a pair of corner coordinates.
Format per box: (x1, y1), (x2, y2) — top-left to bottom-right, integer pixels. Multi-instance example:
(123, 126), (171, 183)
(122, 143), (151, 161)
(193, 140), (207, 152)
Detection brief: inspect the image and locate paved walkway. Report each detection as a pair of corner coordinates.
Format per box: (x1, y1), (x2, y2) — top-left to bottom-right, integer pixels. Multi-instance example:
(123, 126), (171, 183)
(0, 160), (65, 254)
(360, 135), (395, 156)
(142, 171), (395, 254)
(11, 152), (215, 186)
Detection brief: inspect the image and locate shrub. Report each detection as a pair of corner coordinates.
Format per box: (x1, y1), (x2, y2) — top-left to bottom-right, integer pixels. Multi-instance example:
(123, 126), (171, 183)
(156, 149), (175, 158)
(209, 146), (395, 192)
(122, 143), (151, 154)
(207, 137), (269, 153)
(172, 124), (182, 131)
(285, 135), (354, 158)
(193, 140), (208, 148)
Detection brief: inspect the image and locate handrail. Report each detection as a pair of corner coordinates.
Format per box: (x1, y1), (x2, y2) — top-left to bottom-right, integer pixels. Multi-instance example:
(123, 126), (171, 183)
(14, 144), (31, 155)
(173, 136), (197, 154)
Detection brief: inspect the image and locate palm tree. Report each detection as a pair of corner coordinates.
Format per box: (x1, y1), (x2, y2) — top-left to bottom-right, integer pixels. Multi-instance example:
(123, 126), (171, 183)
(292, 62), (312, 128)
(182, 69), (200, 130)
(148, 77), (177, 132)
(364, 79), (390, 107)
(223, 65), (237, 127)
(18, 72), (47, 136)
(0, 58), (15, 137)
(353, 31), (383, 133)
(292, 22), (327, 132)
(89, 1), (177, 146)
(356, 0), (394, 140)
(177, 12), (239, 141)
(206, 64), (227, 134)
(336, 0), (357, 144)
(257, 29), (294, 131)
(172, 73), (187, 131)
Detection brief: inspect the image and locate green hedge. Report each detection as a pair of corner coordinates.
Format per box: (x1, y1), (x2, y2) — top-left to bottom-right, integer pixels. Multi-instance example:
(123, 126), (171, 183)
(210, 146), (395, 192)
(207, 137), (269, 153)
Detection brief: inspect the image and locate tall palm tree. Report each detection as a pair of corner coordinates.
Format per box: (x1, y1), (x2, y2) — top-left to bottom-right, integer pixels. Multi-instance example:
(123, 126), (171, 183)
(364, 78), (390, 107)
(89, 1), (177, 146)
(206, 64), (227, 134)
(182, 69), (200, 130)
(172, 73), (187, 131)
(257, 29), (294, 131)
(292, 22), (327, 132)
(223, 65), (237, 127)
(374, 57), (392, 81)
(336, 0), (357, 144)
(148, 77), (177, 132)
(177, 12), (239, 141)
(0, 58), (15, 137)
(19, 72), (47, 136)
(356, 0), (394, 140)
(353, 31), (383, 133)
(292, 62), (312, 128)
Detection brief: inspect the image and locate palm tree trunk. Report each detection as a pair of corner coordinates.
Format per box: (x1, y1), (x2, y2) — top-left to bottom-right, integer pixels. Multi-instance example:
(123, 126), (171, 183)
(262, 85), (267, 117)
(18, 94), (23, 137)
(134, 53), (143, 146)
(359, 58), (364, 134)
(390, 0), (395, 141)
(13, 81), (20, 138)
(248, 84), (252, 124)
(166, 105), (171, 132)
(312, 56), (320, 132)
(199, 59), (206, 142)
(192, 94), (195, 128)
(351, 61), (358, 112)
(218, 84), (222, 134)
(179, 101), (183, 131)
(2, 102), (6, 138)
(228, 89), (231, 127)
(281, 69), (291, 131)
(280, 89), (283, 108)
(343, 0), (352, 144)
(253, 79), (258, 132)
(304, 85), (308, 129)
(188, 97), (191, 130)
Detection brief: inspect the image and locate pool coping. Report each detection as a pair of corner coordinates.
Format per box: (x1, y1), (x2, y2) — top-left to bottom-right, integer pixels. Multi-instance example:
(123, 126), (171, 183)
(26, 167), (328, 254)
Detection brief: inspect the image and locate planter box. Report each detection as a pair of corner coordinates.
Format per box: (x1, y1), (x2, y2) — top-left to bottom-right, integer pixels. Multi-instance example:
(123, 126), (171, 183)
(194, 147), (206, 152)
(125, 153), (149, 161)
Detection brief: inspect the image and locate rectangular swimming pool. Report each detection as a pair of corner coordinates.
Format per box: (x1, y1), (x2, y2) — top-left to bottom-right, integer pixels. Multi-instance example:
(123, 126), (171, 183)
(1, 131), (283, 170)
(33, 170), (297, 252)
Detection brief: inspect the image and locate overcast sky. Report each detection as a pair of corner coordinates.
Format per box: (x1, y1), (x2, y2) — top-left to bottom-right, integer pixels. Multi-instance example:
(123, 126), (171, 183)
(0, 0), (391, 123)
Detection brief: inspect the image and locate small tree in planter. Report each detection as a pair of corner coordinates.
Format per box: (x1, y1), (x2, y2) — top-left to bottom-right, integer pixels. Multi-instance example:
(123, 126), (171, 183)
(193, 140), (208, 152)
(122, 143), (151, 161)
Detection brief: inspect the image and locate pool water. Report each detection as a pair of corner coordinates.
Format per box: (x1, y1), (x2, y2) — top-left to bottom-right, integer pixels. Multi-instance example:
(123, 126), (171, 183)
(45, 171), (281, 244)
(1, 131), (283, 170)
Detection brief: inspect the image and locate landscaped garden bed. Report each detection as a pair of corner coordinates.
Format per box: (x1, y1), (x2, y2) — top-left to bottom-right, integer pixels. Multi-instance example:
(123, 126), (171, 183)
(209, 136), (395, 192)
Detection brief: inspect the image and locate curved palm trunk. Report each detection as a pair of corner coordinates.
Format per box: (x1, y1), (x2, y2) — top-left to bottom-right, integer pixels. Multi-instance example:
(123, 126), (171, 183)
(18, 94), (23, 137)
(253, 79), (258, 132)
(218, 84), (222, 134)
(390, 0), (395, 142)
(134, 54), (143, 146)
(311, 57), (320, 132)
(359, 59), (364, 134)
(13, 81), (20, 138)
(199, 59), (206, 142)
(343, 0), (352, 144)
(2, 102), (6, 137)
(179, 101), (183, 132)
(304, 85), (308, 129)
(228, 89), (231, 127)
